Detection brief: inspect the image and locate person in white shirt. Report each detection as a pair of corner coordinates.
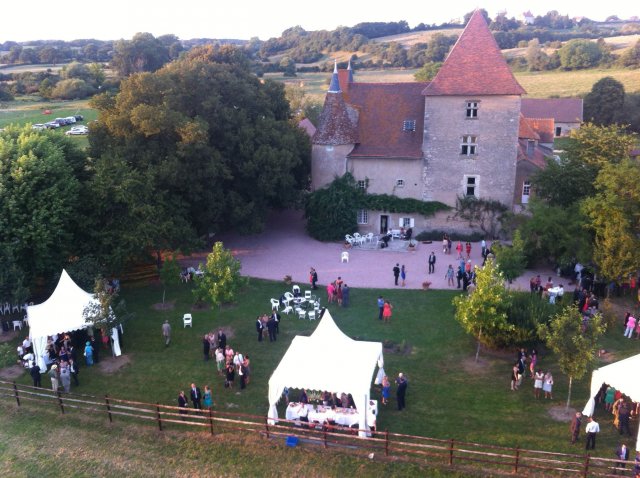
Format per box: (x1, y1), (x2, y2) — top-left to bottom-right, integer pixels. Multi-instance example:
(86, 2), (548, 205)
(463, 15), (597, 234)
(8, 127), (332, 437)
(585, 416), (600, 450)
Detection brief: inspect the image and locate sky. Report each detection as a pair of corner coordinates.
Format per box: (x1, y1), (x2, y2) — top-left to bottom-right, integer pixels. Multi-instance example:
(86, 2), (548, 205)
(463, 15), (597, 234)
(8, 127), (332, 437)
(1, 1), (638, 43)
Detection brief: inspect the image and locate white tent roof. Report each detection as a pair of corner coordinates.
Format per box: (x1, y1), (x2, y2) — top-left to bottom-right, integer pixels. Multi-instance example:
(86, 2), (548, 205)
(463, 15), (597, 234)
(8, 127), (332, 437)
(267, 309), (383, 435)
(583, 353), (640, 450)
(28, 269), (98, 339)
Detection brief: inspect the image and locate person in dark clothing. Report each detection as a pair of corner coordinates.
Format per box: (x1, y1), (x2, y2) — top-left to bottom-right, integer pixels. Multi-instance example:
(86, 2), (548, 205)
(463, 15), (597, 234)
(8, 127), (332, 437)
(393, 264), (400, 286)
(618, 402), (632, 436)
(202, 335), (210, 361)
(310, 268), (318, 290)
(396, 373), (408, 411)
(217, 329), (226, 350)
(267, 316), (277, 342)
(69, 358), (79, 386)
(342, 284), (350, 307)
(91, 337), (99, 364)
(190, 383), (202, 410)
(178, 391), (189, 420)
(456, 268), (463, 289)
(256, 316), (264, 342)
(570, 412), (582, 444)
(428, 252), (436, 274)
(271, 309), (280, 335)
(30, 363), (41, 387)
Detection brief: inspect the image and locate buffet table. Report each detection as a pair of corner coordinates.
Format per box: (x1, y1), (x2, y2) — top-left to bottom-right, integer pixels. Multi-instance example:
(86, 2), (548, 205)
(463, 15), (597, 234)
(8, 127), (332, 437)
(286, 400), (378, 430)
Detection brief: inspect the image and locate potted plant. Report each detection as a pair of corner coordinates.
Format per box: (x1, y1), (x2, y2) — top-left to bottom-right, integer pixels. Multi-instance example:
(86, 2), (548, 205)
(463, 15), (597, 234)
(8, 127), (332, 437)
(284, 274), (292, 285)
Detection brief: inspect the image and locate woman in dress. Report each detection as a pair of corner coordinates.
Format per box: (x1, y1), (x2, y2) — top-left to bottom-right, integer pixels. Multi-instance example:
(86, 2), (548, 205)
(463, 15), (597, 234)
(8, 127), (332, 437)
(242, 355), (251, 385)
(84, 341), (94, 366)
(382, 301), (393, 323)
(534, 369), (544, 399)
(215, 347), (225, 375)
(336, 284), (343, 306)
(445, 265), (455, 287)
(327, 282), (336, 304)
(456, 241), (463, 259)
(400, 265), (406, 287)
(604, 386), (616, 411)
(529, 349), (537, 378)
(225, 363), (235, 389)
(465, 242), (472, 259)
(203, 385), (213, 409)
(543, 371), (554, 399)
(381, 375), (390, 405)
(511, 362), (519, 391)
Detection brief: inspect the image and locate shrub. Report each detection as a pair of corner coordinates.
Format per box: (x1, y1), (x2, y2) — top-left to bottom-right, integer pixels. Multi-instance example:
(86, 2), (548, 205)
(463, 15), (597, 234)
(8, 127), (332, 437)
(50, 78), (95, 99)
(503, 292), (558, 347)
(0, 343), (16, 368)
(415, 230), (484, 242)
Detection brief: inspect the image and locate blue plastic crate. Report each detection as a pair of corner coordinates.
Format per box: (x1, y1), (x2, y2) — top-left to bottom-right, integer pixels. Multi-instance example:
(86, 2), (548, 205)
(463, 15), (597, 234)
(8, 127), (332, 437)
(285, 436), (299, 447)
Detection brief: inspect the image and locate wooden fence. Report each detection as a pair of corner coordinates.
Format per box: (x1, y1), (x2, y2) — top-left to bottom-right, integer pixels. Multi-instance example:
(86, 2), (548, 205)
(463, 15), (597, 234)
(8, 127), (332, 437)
(0, 379), (634, 477)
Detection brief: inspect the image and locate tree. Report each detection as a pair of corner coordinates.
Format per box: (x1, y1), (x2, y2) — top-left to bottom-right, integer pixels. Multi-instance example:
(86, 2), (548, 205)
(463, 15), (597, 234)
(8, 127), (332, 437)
(83, 277), (132, 356)
(559, 40), (603, 69)
(493, 230), (527, 283)
(453, 259), (513, 361)
(619, 39), (640, 67)
(414, 62), (442, 81)
(538, 305), (606, 409)
(279, 56), (296, 76)
(582, 159), (640, 282)
(159, 254), (181, 304)
(111, 32), (170, 76)
(563, 123), (636, 169)
(50, 78), (94, 99)
(0, 126), (83, 285)
(193, 242), (247, 309)
(583, 77), (625, 125)
(525, 39), (550, 71)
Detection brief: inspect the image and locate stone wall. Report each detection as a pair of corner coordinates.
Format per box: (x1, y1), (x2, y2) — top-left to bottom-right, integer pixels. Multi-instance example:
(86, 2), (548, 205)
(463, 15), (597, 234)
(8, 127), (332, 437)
(311, 144), (354, 190)
(422, 95), (521, 208)
(348, 157), (423, 199)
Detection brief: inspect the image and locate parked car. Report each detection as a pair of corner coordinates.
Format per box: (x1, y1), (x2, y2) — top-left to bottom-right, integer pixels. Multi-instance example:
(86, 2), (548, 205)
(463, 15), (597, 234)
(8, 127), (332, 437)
(74, 114), (84, 121)
(64, 116), (77, 124)
(65, 125), (89, 135)
(45, 121), (60, 129)
(32, 124), (47, 131)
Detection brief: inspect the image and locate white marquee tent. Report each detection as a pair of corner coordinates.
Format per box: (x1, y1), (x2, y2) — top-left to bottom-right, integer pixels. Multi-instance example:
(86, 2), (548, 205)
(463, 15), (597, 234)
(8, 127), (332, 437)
(28, 270), (121, 371)
(267, 309), (383, 437)
(582, 353), (640, 451)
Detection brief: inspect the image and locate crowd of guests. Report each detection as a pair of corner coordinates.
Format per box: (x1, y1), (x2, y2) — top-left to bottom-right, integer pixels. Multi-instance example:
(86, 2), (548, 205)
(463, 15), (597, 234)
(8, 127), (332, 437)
(201, 329), (252, 391)
(327, 276), (349, 307)
(509, 348), (555, 399)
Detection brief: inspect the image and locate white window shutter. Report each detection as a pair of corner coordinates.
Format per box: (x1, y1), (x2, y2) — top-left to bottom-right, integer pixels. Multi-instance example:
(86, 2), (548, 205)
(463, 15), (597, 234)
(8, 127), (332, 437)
(410, 218), (415, 228)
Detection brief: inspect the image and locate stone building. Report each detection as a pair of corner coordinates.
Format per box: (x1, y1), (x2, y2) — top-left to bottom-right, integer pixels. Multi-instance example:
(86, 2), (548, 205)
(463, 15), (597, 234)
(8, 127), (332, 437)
(311, 10), (559, 235)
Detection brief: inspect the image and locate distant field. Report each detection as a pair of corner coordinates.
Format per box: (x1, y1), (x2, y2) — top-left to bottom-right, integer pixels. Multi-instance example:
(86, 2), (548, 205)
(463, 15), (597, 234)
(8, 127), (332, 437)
(0, 63), (66, 74)
(371, 28), (463, 46)
(0, 99), (97, 128)
(271, 66), (640, 101)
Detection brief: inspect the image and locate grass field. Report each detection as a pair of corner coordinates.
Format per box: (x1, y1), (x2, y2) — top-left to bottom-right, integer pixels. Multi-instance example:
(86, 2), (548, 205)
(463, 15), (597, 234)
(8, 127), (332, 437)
(5, 277), (638, 462)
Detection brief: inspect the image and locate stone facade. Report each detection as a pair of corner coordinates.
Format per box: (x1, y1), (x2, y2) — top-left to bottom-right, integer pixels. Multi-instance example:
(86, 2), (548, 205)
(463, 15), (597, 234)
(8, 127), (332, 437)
(422, 95), (521, 206)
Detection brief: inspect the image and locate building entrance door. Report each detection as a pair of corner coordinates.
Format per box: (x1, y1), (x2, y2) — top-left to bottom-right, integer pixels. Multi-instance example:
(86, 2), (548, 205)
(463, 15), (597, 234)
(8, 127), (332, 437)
(380, 215), (388, 234)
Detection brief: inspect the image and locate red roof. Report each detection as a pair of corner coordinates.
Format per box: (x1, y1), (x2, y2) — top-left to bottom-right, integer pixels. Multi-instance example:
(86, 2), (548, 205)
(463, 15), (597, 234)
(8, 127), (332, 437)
(344, 82), (428, 159)
(517, 139), (552, 169)
(526, 118), (555, 143)
(422, 10), (525, 96)
(519, 114), (539, 140)
(521, 98), (583, 123)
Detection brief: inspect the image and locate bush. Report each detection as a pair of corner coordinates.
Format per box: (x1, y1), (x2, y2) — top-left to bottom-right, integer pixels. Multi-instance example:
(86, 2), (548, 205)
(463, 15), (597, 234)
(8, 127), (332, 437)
(50, 78), (95, 99)
(502, 292), (558, 347)
(415, 230), (484, 242)
(0, 343), (16, 368)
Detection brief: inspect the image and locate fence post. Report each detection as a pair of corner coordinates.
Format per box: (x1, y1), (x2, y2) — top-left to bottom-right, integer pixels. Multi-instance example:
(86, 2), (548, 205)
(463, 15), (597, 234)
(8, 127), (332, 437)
(264, 416), (270, 439)
(57, 390), (65, 414)
(105, 394), (113, 423)
(323, 427), (328, 448)
(449, 438), (455, 465)
(209, 408), (214, 435)
(583, 454), (590, 478)
(12, 381), (20, 407)
(514, 446), (520, 473)
(385, 430), (389, 457)
(156, 403), (163, 431)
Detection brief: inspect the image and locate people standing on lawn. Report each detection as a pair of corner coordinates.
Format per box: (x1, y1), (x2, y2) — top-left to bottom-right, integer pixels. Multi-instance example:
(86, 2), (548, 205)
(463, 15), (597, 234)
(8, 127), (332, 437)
(342, 284), (350, 307)
(570, 412), (582, 444)
(84, 341), (94, 366)
(377, 296), (384, 320)
(203, 385), (213, 409)
(190, 383), (202, 410)
(396, 373), (408, 410)
(624, 313), (636, 338)
(336, 282), (343, 306)
(215, 347), (225, 375)
(382, 300), (393, 323)
(162, 320), (171, 347)
(178, 391), (188, 420)
(543, 371), (554, 399)
(511, 362), (520, 391)
(381, 375), (390, 405)
(327, 281), (336, 304)
(534, 369), (544, 399)
(202, 334), (210, 361)
(585, 416), (600, 450)
(465, 241), (472, 259)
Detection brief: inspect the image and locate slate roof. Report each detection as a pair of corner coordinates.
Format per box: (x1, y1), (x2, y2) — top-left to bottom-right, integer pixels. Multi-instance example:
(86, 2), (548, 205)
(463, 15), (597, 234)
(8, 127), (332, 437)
(517, 139), (552, 170)
(345, 82), (428, 159)
(313, 91), (359, 145)
(521, 98), (583, 123)
(422, 10), (525, 96)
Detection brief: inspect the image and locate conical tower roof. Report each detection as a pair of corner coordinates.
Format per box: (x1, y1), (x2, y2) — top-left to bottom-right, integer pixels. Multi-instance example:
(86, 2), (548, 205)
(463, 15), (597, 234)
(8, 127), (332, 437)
(422, 10), (525, 96)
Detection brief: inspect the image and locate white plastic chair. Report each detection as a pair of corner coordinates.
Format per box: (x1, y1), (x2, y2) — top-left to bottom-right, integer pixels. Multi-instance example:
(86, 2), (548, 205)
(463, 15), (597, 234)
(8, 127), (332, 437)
(283, 292), (294, 307)
(282, 305), (293, 315)
(270, 298), (280, 311)
(13, 320), (22, 331)
(3, 302), (10, 314)
(353, 233), (365, 246)
(12, 303), (20, 313)
(297, 308), (306, 320)
(314, 301), (321, 312)
(341, 251), (349, 263)
(292, 285), (301, 295)
(345, 234), (355, 246)
(183, 313), (193, 328)
(304, 290), (312, 301)
(365, 232), (374, 243)
(307, 310), (316, 321)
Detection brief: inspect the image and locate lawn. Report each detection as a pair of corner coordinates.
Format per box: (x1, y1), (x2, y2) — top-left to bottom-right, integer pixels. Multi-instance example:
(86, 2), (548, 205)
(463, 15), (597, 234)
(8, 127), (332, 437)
(6, 277), (638, 459)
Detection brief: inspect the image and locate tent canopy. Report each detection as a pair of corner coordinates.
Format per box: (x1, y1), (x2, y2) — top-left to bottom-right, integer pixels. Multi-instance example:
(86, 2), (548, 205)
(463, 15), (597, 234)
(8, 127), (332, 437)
(27, 270), (121, 370)
(582, 353), (640, 451)
(267, 309), (383, 436)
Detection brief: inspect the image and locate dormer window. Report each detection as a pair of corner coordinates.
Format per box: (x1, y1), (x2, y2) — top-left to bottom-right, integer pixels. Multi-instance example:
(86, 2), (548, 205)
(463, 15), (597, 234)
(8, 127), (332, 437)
(402, 120), (416, 132)
(466, 101), (479, 119)
(527, 139), (535, 156)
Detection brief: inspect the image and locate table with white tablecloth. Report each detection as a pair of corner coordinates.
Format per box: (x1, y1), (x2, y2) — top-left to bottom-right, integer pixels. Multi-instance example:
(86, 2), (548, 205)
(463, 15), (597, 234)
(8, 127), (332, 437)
(285, 400), (378, 430)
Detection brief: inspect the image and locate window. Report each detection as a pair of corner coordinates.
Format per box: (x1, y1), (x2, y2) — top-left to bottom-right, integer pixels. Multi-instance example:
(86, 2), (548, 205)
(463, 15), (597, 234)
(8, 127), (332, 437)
(466, 101), (479, 118)
(402, 120), (416, 132)
(465, 176), (478, 197)
(396, 179), (405, 188)
(461, 135), (477, 156)
(357, 209), (368, 225)
(401, 217), (414, 228)
(357, 180), (366, 190)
